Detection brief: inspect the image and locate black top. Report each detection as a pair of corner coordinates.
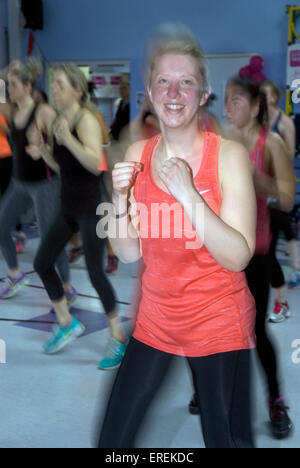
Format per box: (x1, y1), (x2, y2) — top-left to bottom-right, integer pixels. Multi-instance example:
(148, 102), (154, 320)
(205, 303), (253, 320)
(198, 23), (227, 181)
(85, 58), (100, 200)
(53, 127), (101, 217)
(110, 99), (130, 141)
(11, 104), (53, 182)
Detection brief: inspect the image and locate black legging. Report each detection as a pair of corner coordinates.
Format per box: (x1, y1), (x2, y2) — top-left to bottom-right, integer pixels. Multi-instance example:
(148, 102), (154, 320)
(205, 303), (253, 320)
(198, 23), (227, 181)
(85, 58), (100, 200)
(269, 207), (296, 289)
(34, 213), (116, 314)
(245, 255), (280, 399)
(98, 338), (254, 448)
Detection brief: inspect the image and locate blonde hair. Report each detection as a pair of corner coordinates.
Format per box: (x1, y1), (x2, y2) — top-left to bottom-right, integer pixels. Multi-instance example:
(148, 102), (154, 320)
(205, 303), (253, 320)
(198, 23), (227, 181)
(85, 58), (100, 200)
(145, 22), (209, 93)
(8, 59), (42, 87)
(53, 63), (94, 111)
(260, 80), (282, 104)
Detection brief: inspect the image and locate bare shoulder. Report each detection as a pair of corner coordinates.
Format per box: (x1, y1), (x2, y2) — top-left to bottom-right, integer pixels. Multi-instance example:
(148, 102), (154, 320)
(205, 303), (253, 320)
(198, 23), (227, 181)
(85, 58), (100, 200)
(37, 103), (56, 124)
(125, 138), (150, 163)
(266, 131), (286, 152)
(219, 137), (250, 168)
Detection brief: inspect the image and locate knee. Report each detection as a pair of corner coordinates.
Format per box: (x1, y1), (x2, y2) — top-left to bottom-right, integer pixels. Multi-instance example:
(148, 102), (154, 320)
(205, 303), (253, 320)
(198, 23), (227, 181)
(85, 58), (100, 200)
(34, 251), (52, 277)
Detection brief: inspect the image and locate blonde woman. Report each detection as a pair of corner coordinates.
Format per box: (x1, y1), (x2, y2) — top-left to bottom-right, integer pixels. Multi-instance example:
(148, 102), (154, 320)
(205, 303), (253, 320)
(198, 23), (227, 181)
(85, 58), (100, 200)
(29, 65), (126, 368)
(0, 60), (74, 302)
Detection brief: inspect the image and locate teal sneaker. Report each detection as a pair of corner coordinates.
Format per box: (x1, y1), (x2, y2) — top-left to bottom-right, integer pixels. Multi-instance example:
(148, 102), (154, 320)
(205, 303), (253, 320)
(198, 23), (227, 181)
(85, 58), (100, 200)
(98, 337), (128, 370)
(43, 317), (85, 355)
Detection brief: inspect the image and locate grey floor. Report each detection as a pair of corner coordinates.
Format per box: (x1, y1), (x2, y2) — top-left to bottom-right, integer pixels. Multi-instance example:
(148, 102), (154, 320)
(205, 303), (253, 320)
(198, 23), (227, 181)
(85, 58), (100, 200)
(0, 234), (299, 448)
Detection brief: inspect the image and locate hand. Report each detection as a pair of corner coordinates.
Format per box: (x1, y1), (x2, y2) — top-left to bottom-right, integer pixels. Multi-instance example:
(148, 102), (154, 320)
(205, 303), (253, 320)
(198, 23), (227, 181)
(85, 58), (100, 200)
(53, 116), (71, 146)
(158, 157), (196, 205)
(112, 162), (143, 197)
(26, 123), (43, 160)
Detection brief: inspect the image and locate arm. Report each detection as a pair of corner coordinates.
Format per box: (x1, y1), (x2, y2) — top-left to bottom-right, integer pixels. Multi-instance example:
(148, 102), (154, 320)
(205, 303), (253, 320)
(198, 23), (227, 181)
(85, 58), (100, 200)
(177, 140), (257, 272)
(54, 112), (103, 175)
(254, 133), (295, 213)
(158, 139), (256, 272)
(104, 140), (146, 263)
(26, 104), (60, 173)
(279, 114), (296, 159)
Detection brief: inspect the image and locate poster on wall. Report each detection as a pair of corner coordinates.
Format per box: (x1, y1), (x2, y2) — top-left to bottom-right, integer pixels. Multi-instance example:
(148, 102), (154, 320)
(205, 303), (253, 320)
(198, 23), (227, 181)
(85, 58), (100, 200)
(287, 44), (300, 87)
(91, 74), (122, 98)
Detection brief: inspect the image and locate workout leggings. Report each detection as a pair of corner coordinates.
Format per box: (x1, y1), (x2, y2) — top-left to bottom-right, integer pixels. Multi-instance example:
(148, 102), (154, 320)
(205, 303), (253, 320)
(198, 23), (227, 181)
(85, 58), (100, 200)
(269, 207), (296, 289)
(34, 213), (116, 314)
(98, 338), (255, 448)
(0, 177), (69, 283)
(245, 254), (280, 399)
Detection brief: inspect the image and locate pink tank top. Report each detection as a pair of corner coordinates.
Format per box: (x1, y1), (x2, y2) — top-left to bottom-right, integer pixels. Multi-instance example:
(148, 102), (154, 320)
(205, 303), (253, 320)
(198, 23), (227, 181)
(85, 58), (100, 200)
(132, 132), (256, 357)
(249, 127), (272, 256)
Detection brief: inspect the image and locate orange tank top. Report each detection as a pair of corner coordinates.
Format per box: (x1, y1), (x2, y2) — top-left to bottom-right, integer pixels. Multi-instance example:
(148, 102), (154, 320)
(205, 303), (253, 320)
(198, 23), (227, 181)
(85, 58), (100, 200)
(0, 114), (12, 159)
(133, 131), (256, 357)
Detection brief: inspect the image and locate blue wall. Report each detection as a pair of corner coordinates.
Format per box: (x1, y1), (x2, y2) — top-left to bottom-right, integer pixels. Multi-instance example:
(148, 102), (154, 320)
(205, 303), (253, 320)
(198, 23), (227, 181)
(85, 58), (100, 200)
(0, 0), (7, 69)
(23, 0), (292, 115)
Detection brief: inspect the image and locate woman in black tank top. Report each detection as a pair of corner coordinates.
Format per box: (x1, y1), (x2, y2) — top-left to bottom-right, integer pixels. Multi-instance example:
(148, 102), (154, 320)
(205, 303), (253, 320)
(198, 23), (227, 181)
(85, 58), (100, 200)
(0, 59), (73, 303)
(33, 64), (127, 368)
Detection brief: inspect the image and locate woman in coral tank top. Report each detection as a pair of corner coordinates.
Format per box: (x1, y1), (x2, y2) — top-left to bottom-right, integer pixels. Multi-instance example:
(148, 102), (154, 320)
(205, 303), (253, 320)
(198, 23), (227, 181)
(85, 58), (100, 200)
(225, 77), (295, 439)
(98, 25), (257, 449)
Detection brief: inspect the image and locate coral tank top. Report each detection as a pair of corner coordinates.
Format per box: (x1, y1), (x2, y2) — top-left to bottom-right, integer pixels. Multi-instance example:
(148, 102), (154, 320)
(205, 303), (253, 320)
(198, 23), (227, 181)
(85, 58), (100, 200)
(132, 132), (256, 357)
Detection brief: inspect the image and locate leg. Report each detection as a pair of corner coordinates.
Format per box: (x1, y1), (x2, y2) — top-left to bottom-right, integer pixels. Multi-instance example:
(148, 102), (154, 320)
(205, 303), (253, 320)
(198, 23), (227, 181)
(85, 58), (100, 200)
(245, 255), (280, 399)
(78, 217), (124, 342)
(34, 213), (77, 325)
(187, 350), (255, 448)
(0, 178), (31, 274)
(31, 177), (71, 287)
(98, 338), (174, 448)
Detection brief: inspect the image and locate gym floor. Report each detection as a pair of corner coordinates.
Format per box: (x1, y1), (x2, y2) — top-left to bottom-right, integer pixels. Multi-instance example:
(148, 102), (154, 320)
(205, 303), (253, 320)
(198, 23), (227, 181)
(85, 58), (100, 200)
(0, 233), (299, 448)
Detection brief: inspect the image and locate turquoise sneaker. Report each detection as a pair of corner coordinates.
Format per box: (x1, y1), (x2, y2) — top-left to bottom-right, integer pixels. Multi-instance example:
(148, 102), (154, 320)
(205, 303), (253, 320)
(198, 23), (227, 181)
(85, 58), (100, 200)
(98, 337), (128, 370)
(43, 317), (85, 355)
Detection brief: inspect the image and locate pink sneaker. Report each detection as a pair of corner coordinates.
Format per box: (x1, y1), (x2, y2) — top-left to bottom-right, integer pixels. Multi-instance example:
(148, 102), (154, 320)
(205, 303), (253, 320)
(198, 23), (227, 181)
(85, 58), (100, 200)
(268, 301), (289, 323)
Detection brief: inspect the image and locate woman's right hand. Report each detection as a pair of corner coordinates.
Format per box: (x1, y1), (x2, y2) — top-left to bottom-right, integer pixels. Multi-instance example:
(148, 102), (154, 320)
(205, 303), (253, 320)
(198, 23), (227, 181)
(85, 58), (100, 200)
(112, 162), (143, 197)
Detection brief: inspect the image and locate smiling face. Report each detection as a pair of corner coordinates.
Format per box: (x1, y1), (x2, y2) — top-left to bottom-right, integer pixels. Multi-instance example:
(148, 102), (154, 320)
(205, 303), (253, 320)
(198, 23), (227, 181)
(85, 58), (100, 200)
(225, 84), (259, 129)
(148, 53), (207, 130)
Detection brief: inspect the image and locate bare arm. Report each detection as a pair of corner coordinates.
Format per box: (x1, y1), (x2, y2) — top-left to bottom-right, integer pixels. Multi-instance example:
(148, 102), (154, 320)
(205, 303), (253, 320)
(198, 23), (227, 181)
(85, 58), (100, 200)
(103, 140), (146, 263)
(254, 133), (295, 213)
(177, 140), (257, 272)
(54, 112), (103, 176)
(280, 114), (296, 159)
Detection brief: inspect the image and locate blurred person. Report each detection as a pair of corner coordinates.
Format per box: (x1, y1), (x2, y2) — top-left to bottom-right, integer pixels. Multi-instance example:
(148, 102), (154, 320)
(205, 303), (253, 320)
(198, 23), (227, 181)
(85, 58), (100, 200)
(33, 88), (48, 104)
(98, 24), (257, 449)
(0, 59), (74, 301)
(225, 76), (295, 438)
(29, 64), (126, 369)
(260, 81), (299, 310)
(110, 77), (130, 142)
(198, 93), (223, 135)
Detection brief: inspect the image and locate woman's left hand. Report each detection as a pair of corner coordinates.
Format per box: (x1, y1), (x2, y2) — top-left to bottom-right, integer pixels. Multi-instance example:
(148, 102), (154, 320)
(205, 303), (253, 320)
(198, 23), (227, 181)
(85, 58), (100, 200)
(158, 157), (197, 205)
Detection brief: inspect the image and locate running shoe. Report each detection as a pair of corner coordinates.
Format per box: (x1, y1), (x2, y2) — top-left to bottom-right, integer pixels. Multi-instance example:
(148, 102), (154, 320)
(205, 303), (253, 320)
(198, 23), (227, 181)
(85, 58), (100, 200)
(98, 337), (127, 370)
(268, 301), (288, 323)
(105, 255), (119, 275)
(0, 272), (29, 299)
(69, 247), (84, 264)
(288, 270), (300, 289)
(269, 396), (293, 439)
(43, 317), (85, 354)
(189, 393), (201, 415)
